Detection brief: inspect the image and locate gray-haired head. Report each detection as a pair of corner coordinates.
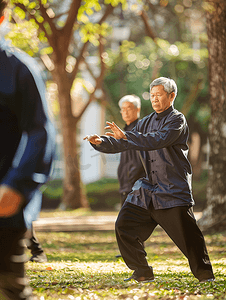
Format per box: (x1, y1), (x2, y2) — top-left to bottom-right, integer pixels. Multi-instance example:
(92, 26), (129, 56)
(119, 95), (141, 122)
(118, 95), (141, 109)
(150, 77), (177, 101)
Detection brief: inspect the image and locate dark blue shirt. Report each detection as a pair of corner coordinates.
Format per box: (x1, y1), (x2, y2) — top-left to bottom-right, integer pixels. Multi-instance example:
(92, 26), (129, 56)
(92, 106), (194, 210)
(0, 39), (55, 228)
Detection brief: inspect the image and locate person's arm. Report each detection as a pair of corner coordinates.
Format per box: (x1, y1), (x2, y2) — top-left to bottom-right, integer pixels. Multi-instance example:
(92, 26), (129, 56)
(0, 64), (55, 216)
(83, 122), (129, 153)
(124, 115), (187, 151)
(88, 114), (186, 153)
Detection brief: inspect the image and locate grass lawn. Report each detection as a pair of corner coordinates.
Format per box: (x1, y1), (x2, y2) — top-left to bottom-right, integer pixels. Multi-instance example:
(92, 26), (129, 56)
(27, 211), (226, 300)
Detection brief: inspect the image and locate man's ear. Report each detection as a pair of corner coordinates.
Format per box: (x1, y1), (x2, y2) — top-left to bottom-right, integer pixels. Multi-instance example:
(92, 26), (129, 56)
(170, 92), (175, 104)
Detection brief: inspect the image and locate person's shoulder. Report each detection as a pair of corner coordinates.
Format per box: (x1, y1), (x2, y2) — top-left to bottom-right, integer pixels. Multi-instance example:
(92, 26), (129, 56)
(170, 108), (185, 119)
(168, 108), (187, 126)
(1, 39), (43, 81)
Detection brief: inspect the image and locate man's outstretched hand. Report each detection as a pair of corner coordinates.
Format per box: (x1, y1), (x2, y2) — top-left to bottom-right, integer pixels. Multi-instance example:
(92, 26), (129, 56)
(105, 122), (127, 140)
(83, 134), (103, 145)
(84, 122), (127, 144)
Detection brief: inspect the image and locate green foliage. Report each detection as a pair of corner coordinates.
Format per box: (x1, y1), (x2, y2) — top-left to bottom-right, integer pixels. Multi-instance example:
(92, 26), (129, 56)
(41, 179), (63, 199)
(8, 0), (128, 54)
(85, 177), (119, 194)
(40, 46), (53, 55)
(26, 227), (226, 299)
(86, 178), (120, 210)
(80, 22), (111, 46)
(6, 21), (39, 56)
(104, 37), (210, 129)
(78, 0), (102, 20)
(41, 178), (120, 210)
(14, 6), (26, 19)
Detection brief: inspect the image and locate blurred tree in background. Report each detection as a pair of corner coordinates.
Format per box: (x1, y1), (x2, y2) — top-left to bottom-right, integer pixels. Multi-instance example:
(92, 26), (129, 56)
(198, 0), (226, 232)
(8, 0), (127, 209)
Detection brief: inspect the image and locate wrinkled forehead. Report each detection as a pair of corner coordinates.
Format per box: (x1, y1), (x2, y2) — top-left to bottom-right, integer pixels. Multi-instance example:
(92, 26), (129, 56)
(150, 85), (166, 93)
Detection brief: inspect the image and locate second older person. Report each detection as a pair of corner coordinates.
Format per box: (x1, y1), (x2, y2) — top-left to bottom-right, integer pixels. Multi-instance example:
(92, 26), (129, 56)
(117, 95), (146, 206)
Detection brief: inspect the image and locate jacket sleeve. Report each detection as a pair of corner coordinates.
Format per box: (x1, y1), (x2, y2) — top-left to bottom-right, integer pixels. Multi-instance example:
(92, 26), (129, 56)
(125, 113), (187, 151)
(91, 113), (187, 153)
(1, 63), (55, 200)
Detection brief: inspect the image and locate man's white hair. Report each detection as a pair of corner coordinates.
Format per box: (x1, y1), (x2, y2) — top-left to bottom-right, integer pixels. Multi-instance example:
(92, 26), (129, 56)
(118, 95), (141, 109)
(150, 77), (178, 100)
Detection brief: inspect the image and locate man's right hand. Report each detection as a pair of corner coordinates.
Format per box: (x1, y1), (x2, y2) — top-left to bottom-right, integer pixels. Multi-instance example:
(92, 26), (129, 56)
(83, 134), (103, 145)
(0, 185), (24, 217)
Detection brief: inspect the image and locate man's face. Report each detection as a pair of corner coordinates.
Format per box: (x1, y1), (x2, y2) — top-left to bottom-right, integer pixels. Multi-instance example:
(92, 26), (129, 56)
(150, 85), (175, 113)
(120, 101), (140, 125)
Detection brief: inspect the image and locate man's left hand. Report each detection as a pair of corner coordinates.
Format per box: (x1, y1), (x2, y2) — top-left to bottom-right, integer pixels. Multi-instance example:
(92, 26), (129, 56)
(83, 134), (103, 144)
(105, 122), (127, 140)
(0, 185), (24, 217)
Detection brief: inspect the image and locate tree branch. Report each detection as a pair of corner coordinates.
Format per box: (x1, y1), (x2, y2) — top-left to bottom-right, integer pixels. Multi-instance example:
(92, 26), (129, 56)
(38, 0), (58, 37)
(75, 38), (106, 123)
(139, 10), (157, 42)
(99, 4), (114, 24)
(54, 10), (70, 20)
(69, 3), (115, 84)
(69, 42), (89, 85)
(83, 60), (96, 81)
(181, 79), (203, 117)
(63, 0), (82, 42)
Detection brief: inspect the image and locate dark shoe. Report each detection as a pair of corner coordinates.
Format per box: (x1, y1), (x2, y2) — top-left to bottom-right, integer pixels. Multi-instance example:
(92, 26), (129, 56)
(199, 278), (215, 283)
(115, 254), (122, 258)
(30, 252), (47, 263)
(124, 266), (154, 283)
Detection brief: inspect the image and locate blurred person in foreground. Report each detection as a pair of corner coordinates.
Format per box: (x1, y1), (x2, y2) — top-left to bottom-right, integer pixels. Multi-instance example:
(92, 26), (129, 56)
(0, 1), (55, 299)
(84, 77), (215, 283)
(117, 95), (145, 207)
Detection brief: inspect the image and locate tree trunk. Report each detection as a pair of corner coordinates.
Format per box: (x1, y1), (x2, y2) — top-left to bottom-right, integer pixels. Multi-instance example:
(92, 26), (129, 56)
(52, 66), (89, 209)
(198, 1), (226, 232)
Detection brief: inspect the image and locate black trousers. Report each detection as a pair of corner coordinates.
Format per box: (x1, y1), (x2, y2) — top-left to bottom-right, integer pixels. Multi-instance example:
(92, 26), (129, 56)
(115, 202), (214, 281)
(0, 228), (33, 300)
(27, 224), (43, 255)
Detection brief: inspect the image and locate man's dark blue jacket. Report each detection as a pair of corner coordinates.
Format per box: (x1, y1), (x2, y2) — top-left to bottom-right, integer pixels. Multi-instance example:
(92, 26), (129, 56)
(0, 38), (55, 229)
(92, 106), (195, 210)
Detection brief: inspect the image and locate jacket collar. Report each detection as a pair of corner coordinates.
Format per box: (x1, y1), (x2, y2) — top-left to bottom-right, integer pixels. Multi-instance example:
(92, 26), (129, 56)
(155, 106), (173, 120)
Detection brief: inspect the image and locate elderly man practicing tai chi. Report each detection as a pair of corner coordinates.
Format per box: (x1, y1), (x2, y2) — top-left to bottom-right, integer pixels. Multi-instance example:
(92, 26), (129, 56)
(84, 77), (214, 283)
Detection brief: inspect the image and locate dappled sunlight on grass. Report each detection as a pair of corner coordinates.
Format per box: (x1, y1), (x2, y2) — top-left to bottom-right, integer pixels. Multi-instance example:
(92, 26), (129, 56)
(39, 209), (118, 219)
(26, 228), (226, 299)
